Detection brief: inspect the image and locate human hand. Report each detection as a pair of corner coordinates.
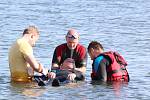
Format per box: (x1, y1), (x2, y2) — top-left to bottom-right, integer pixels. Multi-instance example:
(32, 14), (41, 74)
(47, 72), (56, 79)
(42, 68), (48, 76)
(38, 63), (48, 75)
(67, 73), (76, 81)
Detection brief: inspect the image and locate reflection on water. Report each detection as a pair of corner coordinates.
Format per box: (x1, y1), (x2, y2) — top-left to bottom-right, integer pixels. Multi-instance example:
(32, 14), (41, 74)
(22, 89), (45, 97)
(91, 80), (129, 97)
(0, 0), (150, 99)
(10, 82), (46, 97)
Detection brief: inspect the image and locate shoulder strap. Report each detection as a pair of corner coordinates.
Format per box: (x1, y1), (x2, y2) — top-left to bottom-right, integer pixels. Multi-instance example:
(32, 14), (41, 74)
(94, 56), (104, 73)
(113, 52), (127, 66)
(102, 51), (127, 66)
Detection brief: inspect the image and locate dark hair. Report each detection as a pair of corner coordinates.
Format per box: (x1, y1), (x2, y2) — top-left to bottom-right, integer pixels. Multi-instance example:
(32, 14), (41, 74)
(87, 41), (104, 52)
(23, 29), (29, 35)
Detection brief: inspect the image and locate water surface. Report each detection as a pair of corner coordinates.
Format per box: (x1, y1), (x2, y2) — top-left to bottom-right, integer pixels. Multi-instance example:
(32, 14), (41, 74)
(0, 0), (150, 99)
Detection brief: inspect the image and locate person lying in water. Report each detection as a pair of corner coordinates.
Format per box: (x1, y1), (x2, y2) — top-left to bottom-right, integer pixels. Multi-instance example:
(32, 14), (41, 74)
(50, 58), (85, 82)
(34, 57), (85, 86)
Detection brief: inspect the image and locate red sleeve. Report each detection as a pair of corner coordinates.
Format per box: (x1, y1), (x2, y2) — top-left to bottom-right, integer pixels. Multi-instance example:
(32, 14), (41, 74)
(52, 44), (66, 65)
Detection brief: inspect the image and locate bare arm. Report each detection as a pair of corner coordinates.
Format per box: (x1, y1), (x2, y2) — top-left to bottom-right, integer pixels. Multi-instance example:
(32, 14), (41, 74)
(25, 55), (43, 73)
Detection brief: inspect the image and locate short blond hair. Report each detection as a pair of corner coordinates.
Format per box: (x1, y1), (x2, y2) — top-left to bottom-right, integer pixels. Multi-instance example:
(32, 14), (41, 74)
(23, 26), (39, 35)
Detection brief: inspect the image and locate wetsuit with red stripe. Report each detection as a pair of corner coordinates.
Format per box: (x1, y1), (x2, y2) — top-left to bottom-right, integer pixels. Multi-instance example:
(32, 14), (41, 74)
(52, 43), (87, 68)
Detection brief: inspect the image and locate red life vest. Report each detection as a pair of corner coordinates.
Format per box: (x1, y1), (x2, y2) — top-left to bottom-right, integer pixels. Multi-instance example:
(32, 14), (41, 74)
(91, 51), (129, 82)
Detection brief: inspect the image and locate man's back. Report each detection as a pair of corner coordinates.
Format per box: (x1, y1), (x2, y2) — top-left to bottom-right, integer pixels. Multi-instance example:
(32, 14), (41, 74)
(9, 38), (33, 82)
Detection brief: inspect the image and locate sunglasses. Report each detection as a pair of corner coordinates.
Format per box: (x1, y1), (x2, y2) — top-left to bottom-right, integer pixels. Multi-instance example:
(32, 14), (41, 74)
(67, 34), (77, 39)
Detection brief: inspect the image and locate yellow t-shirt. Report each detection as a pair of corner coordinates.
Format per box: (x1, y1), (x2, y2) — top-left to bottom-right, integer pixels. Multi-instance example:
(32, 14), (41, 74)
(9, 38), (33, 82)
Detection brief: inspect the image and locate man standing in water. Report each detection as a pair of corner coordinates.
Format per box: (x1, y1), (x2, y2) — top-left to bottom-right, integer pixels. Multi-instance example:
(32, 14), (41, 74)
(9, 26), (47, 82)
(48, 29), (87, 85)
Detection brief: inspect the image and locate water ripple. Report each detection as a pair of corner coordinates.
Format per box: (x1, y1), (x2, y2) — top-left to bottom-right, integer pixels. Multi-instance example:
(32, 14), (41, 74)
(0, 0), (150, 99)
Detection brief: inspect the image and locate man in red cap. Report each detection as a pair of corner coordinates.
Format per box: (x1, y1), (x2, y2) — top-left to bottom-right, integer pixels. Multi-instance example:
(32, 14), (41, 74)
(48, 29), (87, 85)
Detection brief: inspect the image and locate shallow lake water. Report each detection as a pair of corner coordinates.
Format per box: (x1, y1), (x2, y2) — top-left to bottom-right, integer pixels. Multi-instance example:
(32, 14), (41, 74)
(0, 0), (150, 99)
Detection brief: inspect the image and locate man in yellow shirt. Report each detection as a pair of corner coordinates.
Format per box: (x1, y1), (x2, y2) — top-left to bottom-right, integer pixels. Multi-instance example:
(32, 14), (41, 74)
(9, 26), (47, 82)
